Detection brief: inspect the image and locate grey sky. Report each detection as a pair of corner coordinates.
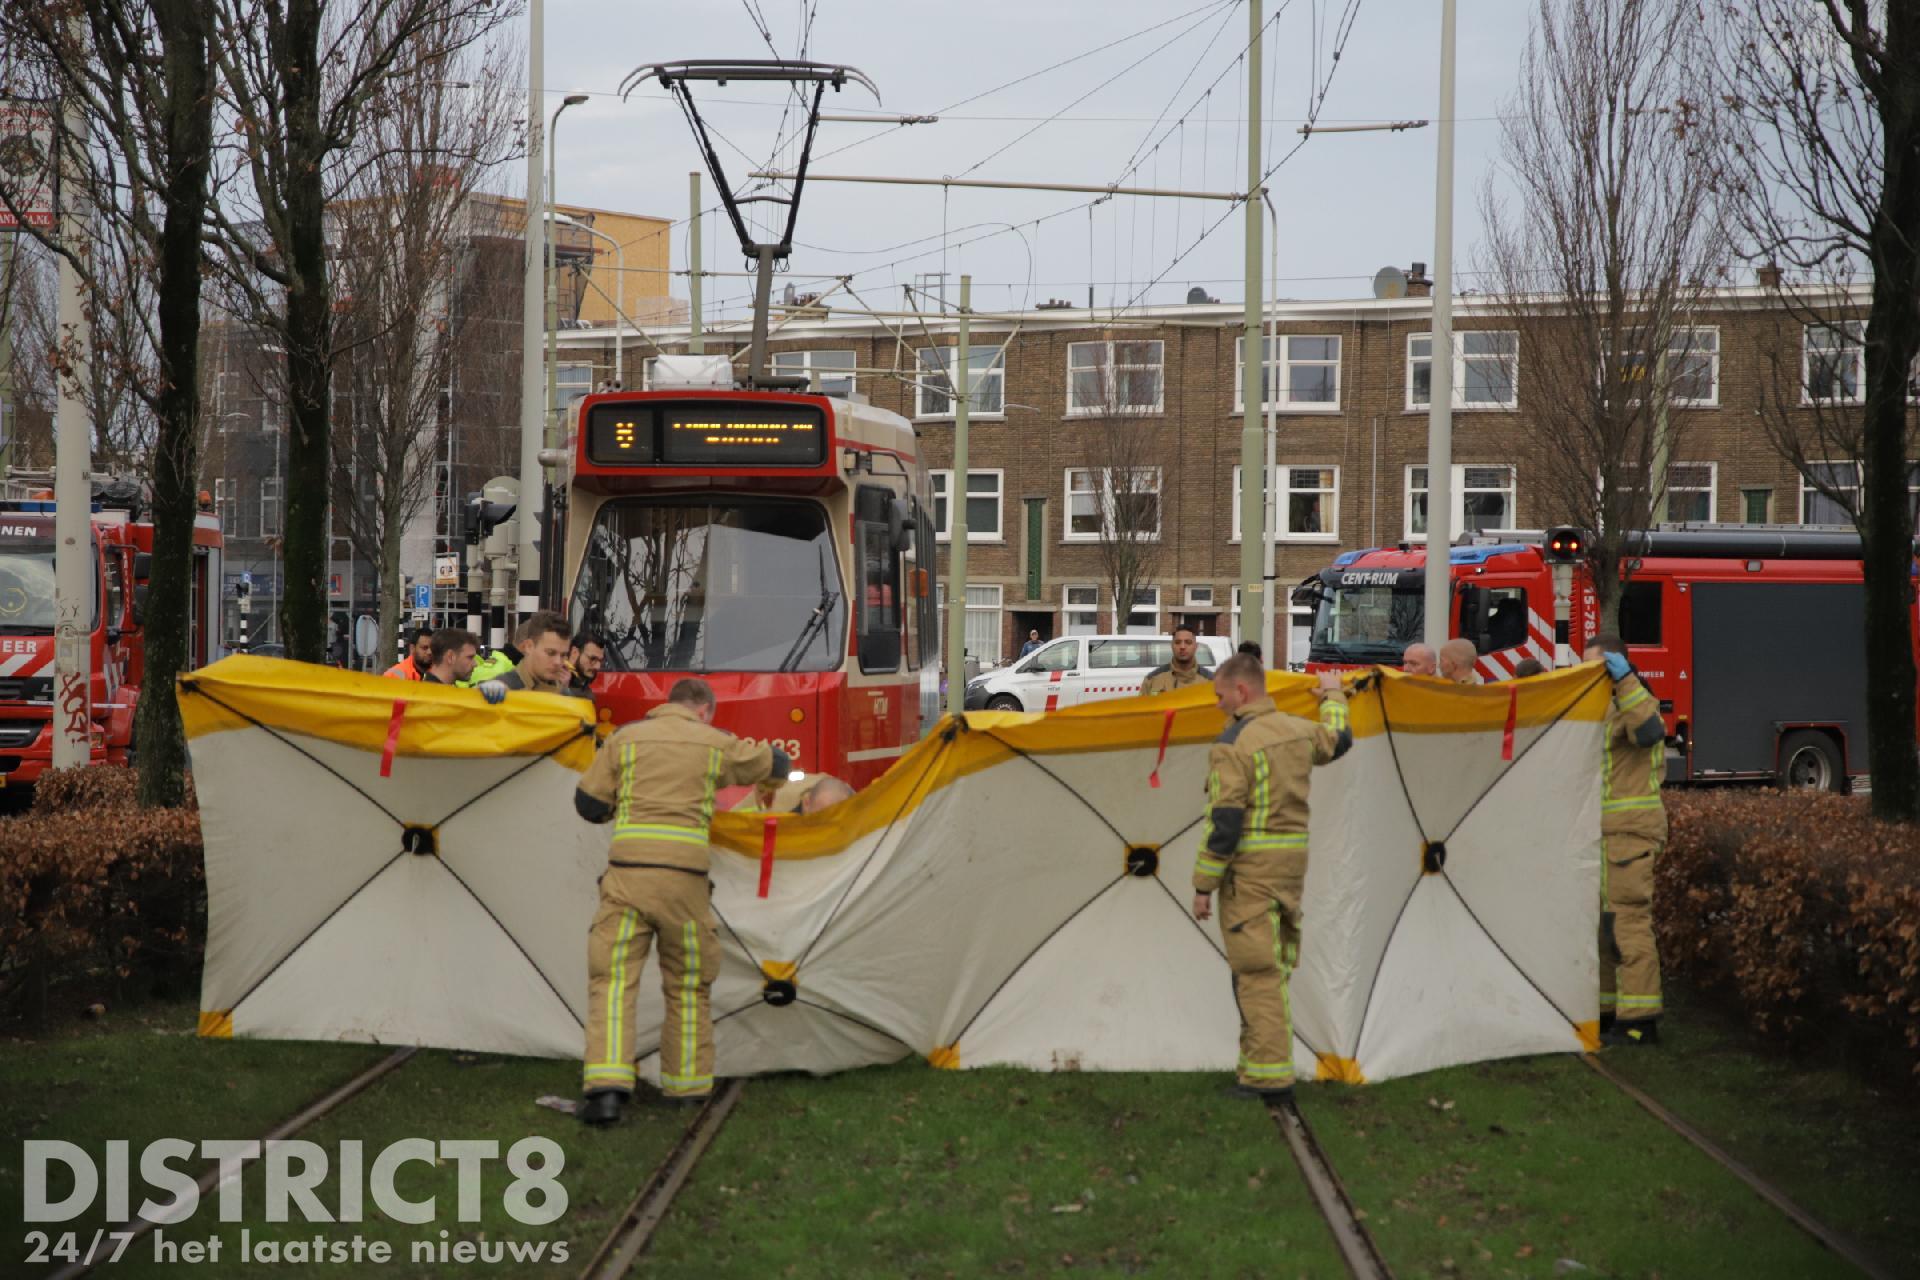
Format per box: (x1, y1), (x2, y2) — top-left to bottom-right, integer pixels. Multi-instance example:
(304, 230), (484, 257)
(535, 0), (1531, 323)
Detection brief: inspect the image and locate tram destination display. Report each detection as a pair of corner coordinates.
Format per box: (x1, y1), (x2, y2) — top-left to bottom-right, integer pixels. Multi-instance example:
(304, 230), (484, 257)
(585, 400), (827, 467)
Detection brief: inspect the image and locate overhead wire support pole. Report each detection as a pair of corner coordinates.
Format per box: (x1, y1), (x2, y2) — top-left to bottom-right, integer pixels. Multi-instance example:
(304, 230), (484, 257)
(53, 30), (92, 769)
(689, 171), (704, 355)
(516, 0), (546, 621)
(945, 275), (972, 719)
(1423, 0), (1459, 649)
(1238, 0), (1265, 653)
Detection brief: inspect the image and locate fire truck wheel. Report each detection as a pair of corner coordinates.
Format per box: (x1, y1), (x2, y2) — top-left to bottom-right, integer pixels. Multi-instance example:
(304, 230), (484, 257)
(1779, 730), (1843, 793)
(986, 695), (1024, 713)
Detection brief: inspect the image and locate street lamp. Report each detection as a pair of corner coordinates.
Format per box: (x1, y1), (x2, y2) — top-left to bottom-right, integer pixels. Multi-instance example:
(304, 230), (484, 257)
(546, 93), (589, 448)
(548, 211), (625, 387)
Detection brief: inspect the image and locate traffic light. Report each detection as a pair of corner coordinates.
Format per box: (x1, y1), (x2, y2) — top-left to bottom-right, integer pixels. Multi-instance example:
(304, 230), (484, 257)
(1545, 526), (1587, 562)
(462, 481), (517, 544)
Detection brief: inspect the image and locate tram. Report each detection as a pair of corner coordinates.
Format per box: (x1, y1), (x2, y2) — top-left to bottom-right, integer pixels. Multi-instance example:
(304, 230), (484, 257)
(559, 358), (937, 788)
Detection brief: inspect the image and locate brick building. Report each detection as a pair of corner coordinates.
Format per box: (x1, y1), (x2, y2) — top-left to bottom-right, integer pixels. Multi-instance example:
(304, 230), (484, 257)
(554, 277), (1892, 668)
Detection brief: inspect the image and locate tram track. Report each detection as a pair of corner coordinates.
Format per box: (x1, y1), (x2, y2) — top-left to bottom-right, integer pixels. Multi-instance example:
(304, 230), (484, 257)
(577, 1079), (744, 1279)
(1268, 1095), (1395, 1280)
(46, 1047), (419, 1280)
(1582, 1053), (1897, 1280)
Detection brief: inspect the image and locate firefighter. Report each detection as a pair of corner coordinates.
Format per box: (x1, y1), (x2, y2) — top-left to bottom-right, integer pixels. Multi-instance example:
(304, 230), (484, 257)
(1438, 638), (1481, 684)
(1401, 642), (1437, 677)
(1191, 654), (1351, 1100)
(495, 611), (572, 695)
(571, 678), (790, 1125)
(1585, 632), (1667, 1046)
(1139, 625), (1215, 696)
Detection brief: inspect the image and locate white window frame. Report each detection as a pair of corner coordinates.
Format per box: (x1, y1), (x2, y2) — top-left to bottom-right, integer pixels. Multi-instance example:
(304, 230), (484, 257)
(1063, 467), (1162, 543)
(1229, 465), (1341, 544)
(1406, 330), (1520, 411)
(1803, 321), (1865, 406)
(1405, 464), (1519, 541)
(1794, 460), (1920, 523)
(915, 345), (1006, 419)
(213, 478), (230, 530)
(1664, 461), (1716, 523)
(771, 348), (858, 396)
(553, 361), (594, 412)
(1183, 584), (1216, 609)
(1235, 335), (1343, 412)
(1063, 583), (1101, 636)
(259, 476), (282, 537)
(1667, 326), (1720, 408)
(930, 469), (1005, 543)
(1066, 339), (1165, 416)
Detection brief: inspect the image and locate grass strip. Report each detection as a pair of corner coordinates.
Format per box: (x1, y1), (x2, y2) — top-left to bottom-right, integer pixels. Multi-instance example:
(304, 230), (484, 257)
(646, 1064), (1348, 1278)
(1300, 1050), (1853, 1280)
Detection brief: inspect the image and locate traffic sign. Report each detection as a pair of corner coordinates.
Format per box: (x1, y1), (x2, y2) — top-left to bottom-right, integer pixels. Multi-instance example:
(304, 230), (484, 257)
(0, 101), (57, 231)
(411, 583), (432, 609)
(434, 554), (460, 586)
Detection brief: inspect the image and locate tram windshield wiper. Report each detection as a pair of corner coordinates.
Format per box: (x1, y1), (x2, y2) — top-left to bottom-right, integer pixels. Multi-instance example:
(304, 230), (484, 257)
(778, 545), (839, 674)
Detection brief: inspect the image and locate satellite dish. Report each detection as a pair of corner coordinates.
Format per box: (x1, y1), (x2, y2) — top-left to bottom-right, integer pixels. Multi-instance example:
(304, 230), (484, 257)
(1372, 266), (1408, 299)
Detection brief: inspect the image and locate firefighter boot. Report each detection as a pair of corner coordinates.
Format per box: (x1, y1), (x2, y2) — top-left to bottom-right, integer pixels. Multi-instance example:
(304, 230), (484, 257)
(579, 1089), (626, 1127)
(1602, 1017), (1661, 1048)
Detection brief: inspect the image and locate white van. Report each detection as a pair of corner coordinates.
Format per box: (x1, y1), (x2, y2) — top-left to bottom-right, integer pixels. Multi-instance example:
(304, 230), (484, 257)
(963, 634), (1235, 713)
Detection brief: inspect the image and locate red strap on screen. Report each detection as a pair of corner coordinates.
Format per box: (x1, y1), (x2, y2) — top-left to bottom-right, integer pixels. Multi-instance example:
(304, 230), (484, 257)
(758, 817), (779, 898)
(1501, 685), (1518, 762)
(380, 700), (407, 778)
(1148, 707), (1178, 788)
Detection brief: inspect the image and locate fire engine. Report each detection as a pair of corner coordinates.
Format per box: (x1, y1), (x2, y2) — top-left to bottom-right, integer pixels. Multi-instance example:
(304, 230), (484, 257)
(0, 478), (225, 789)
(1297, 526), (1911, 792)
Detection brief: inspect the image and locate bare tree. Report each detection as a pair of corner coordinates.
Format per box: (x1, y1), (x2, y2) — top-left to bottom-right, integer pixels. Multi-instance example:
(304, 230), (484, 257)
(0, 236), (55, 470)
(1072, 335), (1166, 634)
(1708, 2), (1920, 820)
(326, 37), (520, 663)
(202, 0), (517, 663)
(0, 1), (217, 808)
(1478, 0), (1731, 635)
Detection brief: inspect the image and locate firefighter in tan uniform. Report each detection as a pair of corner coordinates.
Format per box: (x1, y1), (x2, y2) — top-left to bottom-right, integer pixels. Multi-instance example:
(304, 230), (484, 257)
(571, 678), (791, 1125)
(1191, 654), (1351, 1099)
(1139, 624), (1215, 696)
(1584, 633), (1667, 1046)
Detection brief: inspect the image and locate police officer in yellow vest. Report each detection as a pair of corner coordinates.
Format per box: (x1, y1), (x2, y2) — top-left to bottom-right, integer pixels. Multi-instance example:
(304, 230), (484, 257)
(1139, 624), (1215, 696)
(572, 678), (791, 1125)
(1585, 632), (1667, 1046)
(1192, 654), (1351, 1099)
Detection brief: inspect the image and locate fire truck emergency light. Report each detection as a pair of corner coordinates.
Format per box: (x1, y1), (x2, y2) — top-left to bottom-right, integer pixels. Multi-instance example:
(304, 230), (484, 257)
(1545, 527), (1586, 561)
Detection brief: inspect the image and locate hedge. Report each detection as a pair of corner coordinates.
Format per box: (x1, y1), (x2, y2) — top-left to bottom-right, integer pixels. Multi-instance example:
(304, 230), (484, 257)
(1660, 789), (1920, 1083)
(0, 766), (203, 1021)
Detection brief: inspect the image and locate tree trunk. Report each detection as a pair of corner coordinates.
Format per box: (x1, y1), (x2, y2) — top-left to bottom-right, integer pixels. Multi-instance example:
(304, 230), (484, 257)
(378, 508), (402, 668)
(1587, 546), (1623, 640)
(1856, 4), (1920, 821)
(276, 0), (332, 663)
(134, 0), (213, 809)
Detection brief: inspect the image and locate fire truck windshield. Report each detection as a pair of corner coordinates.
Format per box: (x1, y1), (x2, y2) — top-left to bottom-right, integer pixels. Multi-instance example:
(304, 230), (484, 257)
(0, 544), (59, 631)
(569, 497), (846, 673)
(1309, 582), (1423, 663)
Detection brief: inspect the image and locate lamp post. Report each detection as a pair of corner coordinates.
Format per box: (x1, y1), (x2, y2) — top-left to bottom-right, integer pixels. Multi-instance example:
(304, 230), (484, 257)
(546, 94), (589, 452)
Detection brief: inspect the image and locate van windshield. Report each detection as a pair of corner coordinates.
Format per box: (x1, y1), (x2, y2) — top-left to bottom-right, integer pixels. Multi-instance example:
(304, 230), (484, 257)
(1309, 584), (1423, 664)
(0, 543), (98, 633)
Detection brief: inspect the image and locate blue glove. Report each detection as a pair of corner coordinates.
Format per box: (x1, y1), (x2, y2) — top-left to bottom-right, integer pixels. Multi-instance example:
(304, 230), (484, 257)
(1603, 651), (1630, 681)
(478, 680), (507, 705)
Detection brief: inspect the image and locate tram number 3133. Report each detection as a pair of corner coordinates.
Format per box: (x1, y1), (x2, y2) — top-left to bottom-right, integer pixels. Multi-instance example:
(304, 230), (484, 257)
(742, 737), (802, 763)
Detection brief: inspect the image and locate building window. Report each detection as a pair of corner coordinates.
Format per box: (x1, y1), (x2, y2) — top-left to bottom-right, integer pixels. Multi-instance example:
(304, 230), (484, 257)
(1408, 330), (1520, 410)
(1063, 584), (1101, 636)
(212, 478), (230, 531)
(554, 362), (593, 412)
(930, 470), (1004, 542)
(1184, 584), (1215, 609)
(261, 397), (285, 433)
(260, 477), (282, 537)
(1229, 465), (1340, 542)
(1804, 321), (1865, 405)
(1064, 467), (1161, 542)
(1741, 487), (1773, 524)
(1406, 464), (1518, 540)
(1794, 461), (1920, 524)
(772, 348), (857, 396)
(1236, 335), (1342, 411)
(915, 346), (1005, 418)
(1125, 585), (1160, 636)
(1668, 327), (1720, 406)
(1067, 340), (1164, 415)
(938, 582), (1005, 666)
(1665, 463), (1715, 523)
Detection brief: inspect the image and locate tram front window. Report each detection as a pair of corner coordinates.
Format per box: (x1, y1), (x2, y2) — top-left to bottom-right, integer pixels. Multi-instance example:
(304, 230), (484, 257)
(570, 498), (846, 673)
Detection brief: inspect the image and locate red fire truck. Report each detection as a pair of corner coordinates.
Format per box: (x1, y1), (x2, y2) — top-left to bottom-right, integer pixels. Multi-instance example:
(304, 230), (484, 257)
(556, 372), (936, 789)
(1297, 527), (1913, 791)
(0, 485), (225, 789)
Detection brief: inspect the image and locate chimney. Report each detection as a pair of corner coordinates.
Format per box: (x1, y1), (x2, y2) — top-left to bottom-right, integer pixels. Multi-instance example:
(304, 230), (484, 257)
(1405, 261), (1432, 298)
(1756, 263), (1782, 289)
